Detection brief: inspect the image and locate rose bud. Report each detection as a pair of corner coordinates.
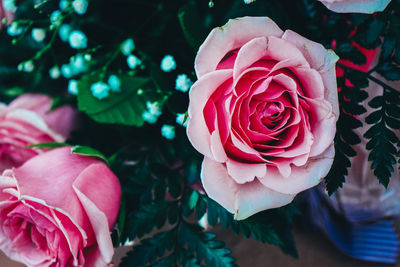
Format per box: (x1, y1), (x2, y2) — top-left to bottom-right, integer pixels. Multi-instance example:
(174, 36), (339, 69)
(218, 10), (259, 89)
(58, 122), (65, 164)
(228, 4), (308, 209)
(0, 94), (77, 171)
(187, 17), (339, 220)
(0, 146), (121, 266)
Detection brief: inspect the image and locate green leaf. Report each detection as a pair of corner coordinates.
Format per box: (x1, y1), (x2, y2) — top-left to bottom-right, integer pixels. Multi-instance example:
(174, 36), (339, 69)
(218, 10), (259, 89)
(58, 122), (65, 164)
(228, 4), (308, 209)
(205, 197), (298, 257)
(0, 87), (25, 97)
(120, 230), (175, 267)
(77, 74), (152, 126)
(179, 222), (237, 267)
(126, 201), (176, 239)
(71, 145), (108, 164)
(188, 190), (199, 210)
(26, 142), (69, 149)
(364, 88), (400, 187)
(153, 255), (175, 267)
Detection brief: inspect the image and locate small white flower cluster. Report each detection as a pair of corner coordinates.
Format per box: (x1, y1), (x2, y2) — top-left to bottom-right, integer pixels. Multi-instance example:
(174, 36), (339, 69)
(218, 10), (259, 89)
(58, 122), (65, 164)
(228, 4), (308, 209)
(142, 101), (162, 124)
(160, 55), (176, 72)
(176, 113), (188, 127)
(120, 39), (142, 70)
(17, 61), (34, 72)
(175, 74), (192, 93)
(7, 22), (23, 36)
(72, 0), (88, 15)
(68, 75), (121, 98)
(60, 54), (91, 79)
(89, 75), (122, 100)
(58, 0), (88, 14)
(161, 125), (175, 140)
(31, 28), (46, 42)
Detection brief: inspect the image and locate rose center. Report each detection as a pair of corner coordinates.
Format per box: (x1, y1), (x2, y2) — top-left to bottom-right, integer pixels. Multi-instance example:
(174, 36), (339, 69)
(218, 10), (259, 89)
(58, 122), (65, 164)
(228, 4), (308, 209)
(257, 102), (284, 126)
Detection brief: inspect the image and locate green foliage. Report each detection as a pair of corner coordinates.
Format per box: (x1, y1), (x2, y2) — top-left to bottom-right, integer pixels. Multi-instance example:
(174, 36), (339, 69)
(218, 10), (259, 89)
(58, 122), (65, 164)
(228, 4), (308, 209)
(120, 230), (176, 267)
(26, 142), (69, 149)
(179, 222), (237, 267)
(205, 197), (299, 257)
(77, 74), (152, 126)
(71, 145), (109, 164)
(364, 86), (400, 187)
(325, 68), (369, 195)
(125, 201), (178, 240)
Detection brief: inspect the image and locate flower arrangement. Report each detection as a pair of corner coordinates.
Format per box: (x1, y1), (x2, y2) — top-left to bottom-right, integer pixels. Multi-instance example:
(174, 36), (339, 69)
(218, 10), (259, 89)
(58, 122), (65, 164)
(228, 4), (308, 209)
(0, 0), (399, 266)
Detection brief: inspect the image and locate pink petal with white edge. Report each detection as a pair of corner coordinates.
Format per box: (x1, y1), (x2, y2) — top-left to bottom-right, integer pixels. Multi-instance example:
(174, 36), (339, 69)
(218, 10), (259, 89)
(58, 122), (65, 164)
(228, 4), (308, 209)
(201, 157), (295, 220)
(7, 94), (77, 139)
(258, 145), (335, 194)
(307, 98), (337, 157)
(195, 17), (283, 78)
(73, 163), (121, 264)
(5, 110), (64, 142)
(282, 30), (339, 117)
(210, 130), (227, 163)
(8, 94), (53, 116)
(187, 69), (233, 159)
(73, 188), (114, 264)
(233, 36), (310, 80)
(226, 158), (267, 184)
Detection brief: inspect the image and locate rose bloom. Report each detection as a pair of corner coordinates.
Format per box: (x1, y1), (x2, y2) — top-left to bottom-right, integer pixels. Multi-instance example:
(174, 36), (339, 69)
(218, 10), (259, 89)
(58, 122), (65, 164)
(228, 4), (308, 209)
(0, 147), (121, 266)
(317, 0), (391, 13)
(0, 94), (77, 171)
(187, 17), (339, 220)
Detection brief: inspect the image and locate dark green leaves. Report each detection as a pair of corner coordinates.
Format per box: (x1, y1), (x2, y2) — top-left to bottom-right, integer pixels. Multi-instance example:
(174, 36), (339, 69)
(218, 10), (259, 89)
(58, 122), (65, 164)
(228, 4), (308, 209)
(77, 74), (152, 126)
(198, 197), (299, 258)
(120, 230), (176, 267)
(179, 223), (237, 267)
(364, 88), (400, 187)
(126, 201), (178, 240)
(325, 68), (369, 195)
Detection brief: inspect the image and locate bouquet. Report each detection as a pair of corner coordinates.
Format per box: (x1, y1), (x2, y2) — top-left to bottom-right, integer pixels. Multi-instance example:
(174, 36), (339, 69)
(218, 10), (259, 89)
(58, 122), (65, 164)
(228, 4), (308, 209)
(0, 0), (399, 266)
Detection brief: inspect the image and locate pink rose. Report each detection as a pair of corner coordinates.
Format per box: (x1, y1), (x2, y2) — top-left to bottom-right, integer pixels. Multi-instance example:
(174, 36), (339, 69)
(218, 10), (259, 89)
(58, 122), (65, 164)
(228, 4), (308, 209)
(0, 147), (121, 266)
(0, 94), (77, 171)
(317, 0), (391, 13)
(187, 17), (339, 220)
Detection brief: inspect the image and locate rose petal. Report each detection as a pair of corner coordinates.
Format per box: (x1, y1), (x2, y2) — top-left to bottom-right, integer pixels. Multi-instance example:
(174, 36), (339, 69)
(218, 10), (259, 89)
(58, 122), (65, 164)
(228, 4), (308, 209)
(318, 0), (391, 14)
(257, 145), (335, 194)
(226, 158), (267, 184)
(73, 163), (121, 264)
(195, 17), (284, 78)
(201, 157), (295, 220)
(187, 69), (233, 159)
(233, 36), (310, 80)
